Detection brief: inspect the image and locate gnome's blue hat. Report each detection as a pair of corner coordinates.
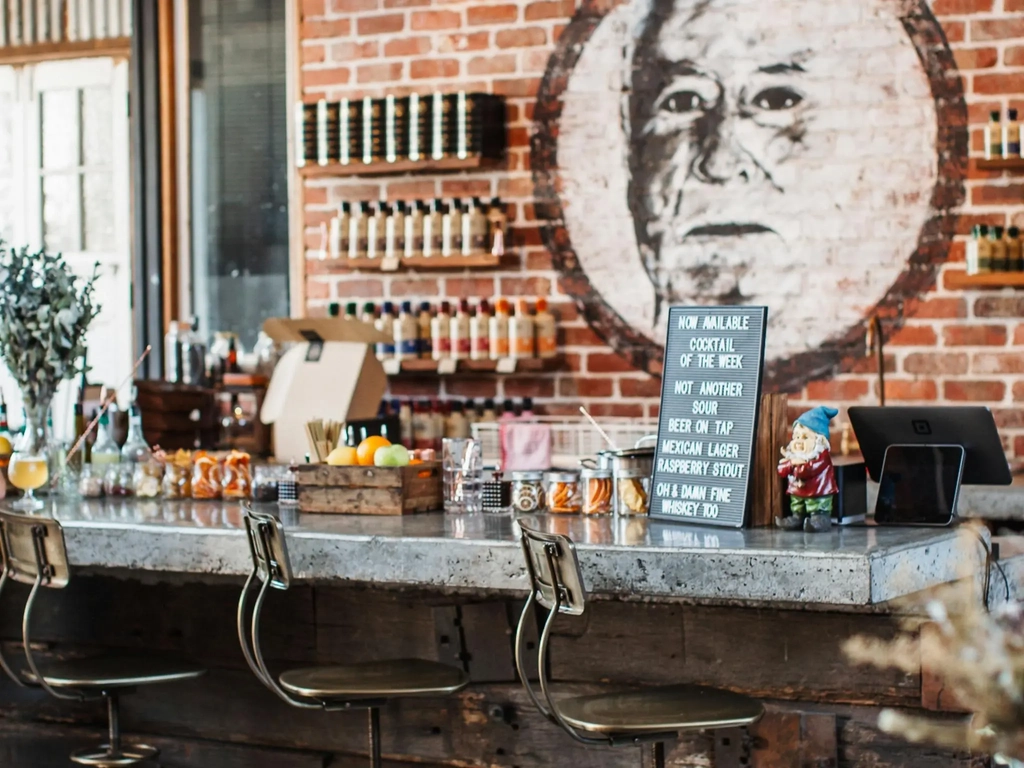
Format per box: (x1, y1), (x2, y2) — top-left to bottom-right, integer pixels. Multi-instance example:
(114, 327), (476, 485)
(794, 406), (839, 440)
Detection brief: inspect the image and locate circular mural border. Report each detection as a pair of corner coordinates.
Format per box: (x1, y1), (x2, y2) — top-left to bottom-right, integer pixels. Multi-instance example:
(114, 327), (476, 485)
(530, 0), (967, 392)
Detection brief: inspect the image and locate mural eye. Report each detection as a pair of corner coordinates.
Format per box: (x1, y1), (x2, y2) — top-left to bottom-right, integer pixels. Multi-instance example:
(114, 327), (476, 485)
(660, 90), (704, 114)
(751, 87), (803, 111)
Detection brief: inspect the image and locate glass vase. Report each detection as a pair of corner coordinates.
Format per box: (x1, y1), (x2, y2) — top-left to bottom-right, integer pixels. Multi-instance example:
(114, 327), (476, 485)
(9, 400), (51, 511)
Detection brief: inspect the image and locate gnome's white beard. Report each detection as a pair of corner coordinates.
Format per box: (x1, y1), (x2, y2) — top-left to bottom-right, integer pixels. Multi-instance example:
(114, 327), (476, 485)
(782, 433), (830, 465)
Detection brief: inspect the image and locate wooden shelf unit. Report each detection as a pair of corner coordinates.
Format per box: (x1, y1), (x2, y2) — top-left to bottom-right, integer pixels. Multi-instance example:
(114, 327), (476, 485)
(383, 357), (560, 376)
(944, 270), (1024, 289)
(298, 155), (503, 178)
(323, 254), (502, 272)
(976, 157), (1024, 172)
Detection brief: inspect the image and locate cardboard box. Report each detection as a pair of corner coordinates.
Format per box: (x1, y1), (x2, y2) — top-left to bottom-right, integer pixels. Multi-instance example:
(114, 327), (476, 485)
(260, 317), (390, 461)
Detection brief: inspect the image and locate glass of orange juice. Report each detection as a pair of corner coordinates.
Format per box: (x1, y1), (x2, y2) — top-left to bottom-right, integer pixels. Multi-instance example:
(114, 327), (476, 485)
(9, 408), (49, 511)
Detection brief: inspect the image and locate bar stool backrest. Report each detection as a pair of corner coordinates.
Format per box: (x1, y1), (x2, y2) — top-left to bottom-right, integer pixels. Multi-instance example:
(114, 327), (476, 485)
(518, 522), (586, 616)
(243, 507), (292, 590)
(0, 512), (70, 589)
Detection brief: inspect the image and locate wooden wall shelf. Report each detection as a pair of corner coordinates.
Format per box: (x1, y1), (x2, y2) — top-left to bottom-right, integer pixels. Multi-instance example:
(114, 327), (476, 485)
(944, 270), (1024, 289)
(977, 157), (1024, 172)
(328, 254), (501, 272)
(382, 357), (560, 376)
(299, 155), (502, 178)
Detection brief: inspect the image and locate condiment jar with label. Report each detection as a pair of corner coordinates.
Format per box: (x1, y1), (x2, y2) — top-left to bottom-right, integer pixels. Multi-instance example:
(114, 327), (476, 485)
(581, 468), (613, 516)
(512, 470), (546, 513)
(546, 471), (581, 514)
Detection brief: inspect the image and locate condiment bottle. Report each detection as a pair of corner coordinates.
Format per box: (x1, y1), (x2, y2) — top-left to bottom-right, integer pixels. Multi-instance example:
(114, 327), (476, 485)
(1009, 226), (1023, 271)
(488, 197), (507, 257)
(489, 298), (510, 359)
(412, 400), (432, 451)
(164, 320), (183, 383)
(432, 400), (446, 451)
(442, 198), (462, 257)
(510, 299), (535, 360)
(432, 300), (452, 360)
(534, 297), (557, 359)
(121, 397), (151, 463)
(977, 224), (992, 273)
(367, 202), (388, 259)
(471, 299), (491, 360)
(481, 399), (498, 423)
(349, 202), (369, 259)
(330, 202), (349, 259)
(993, 225), (1009, 272)
(417, 302), (433, 358)
(91, 412), (121, 466)
(500, 398), (516, 420)
(988, 111), (1003, 160)
(343, 302), (358, 321)
(966, 225), (980, 276)
(328, 302), (341, 318)
(463, 197), (489, 257)
(395, 301), (419, 361)
(1007, 109), (1022, 158)
(386, 201), (406, 261)
(405, 201), (425, 259)
(360, 301), (377, 330)
(451, 299), (472, 360)
(375, 301), (395, 361)
(521, 397), (536, 421)
(226, 336), (240, 373)
(446, 400), (470, 439)
(182, 316), (207, 386)
(398, 400), (414, 449)
(423, 199), (443, 257)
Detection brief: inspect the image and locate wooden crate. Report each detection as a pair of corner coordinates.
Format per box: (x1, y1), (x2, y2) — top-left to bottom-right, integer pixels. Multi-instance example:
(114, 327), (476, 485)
(294, 462), (442, 515)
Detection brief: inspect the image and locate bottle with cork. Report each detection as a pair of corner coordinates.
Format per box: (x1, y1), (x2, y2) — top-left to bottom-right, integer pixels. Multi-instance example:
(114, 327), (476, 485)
(1006, 109), (1022, 158)
(451, 299), (472, 361)
(432, 301), (452, 360)
(977, 224), (993, 273)
(987, 111), (1002, 160)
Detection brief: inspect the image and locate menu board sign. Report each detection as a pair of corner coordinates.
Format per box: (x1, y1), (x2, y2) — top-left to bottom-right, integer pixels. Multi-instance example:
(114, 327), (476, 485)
(649, 306), (767, 528)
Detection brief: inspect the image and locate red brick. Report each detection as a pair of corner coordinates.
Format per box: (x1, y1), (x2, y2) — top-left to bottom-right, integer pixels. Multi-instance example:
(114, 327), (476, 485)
(301, 18), (351, 37)
(500, 277), (551, 297)
(444, 277), (496, 298)
(411, 9), (461, 30)
(305, 187), (329, 205)
(906, 296), (967, 319)
(955, 213), (1006, 236)
(943, 21), (965, 42)
(495, 27), (547, 48)
(944, 381), (1006, 401)
(302, 65), (352, 87)
(1014, 435), (1024, 456)
(1013, 323), (1024, 344)
(620, 377), (664, 398)
(385, 180), (437, 199)
(848, 353), (896, 374)
(437, 32), (490, 53)
(330, 40), (379, 61)
(356, 13), (405, 35)
(445, 378), (498, 398)
(357, 62), (405, 83)
(559, 352), (582, 372)
(561, 326), (606, 347)
(887, 325), (937, 346)
(507, 126), (530, 149)
(526, 251), (554, 270)
(805, 379), (870, 401)
(972, 352), (1024, 373)
(388, 379), (443, 398)
(546, 301), (577, 322)
(302, 44), (327, 64)
(305, 209), (335, 228)
(953, 47), (998, 69)
(587, 353), (637, 374)
(1010, 0), (1024, 10)
(933, 0), (992, 12)
(903, 352), (969, 375)
(975, 296), (1024, 317)
(586, 403), (646, 418)
(975, 73), (1024, 95)
(498, 176), (534, 198)
(970, 17), (1024, 40)
(384, 0), (429, 6)
(332, 278), (386, 298)
(306, 278), (332, 300)
(512, 227), (543, 247)
(942, 324), (1008, 346)
(522, 48), (552, 73)
(524, 0), (574, 20)
(302, 0), (326, 17)
(410, 58), (461, 79)
(971, 183), (1024, 205)
(388, 278), (440, 297)
(558, 377), (613, 398)
(1007, 45), (1024, 66)
(384, 36), (432, 56)
(993, 408), (1024, 428)
(440, 179), (492, 197)
(504, 377), (556, 398)
(331, 0), (380, 11)
(880, 380), (938, 401)
(467, 4), (518, 24)
(1013, 381), (1024, 401)
(468, 54), (518, 75)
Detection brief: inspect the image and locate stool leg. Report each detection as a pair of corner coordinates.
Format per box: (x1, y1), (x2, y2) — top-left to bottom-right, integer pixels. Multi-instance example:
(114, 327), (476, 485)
(643, 741), (665, 768)
(368, 708), (382, 768)
(107, 695), (121, 755)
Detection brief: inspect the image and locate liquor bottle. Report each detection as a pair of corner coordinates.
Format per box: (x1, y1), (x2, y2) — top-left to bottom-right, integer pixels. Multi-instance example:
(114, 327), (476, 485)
(91, 412), (121, 467)
(121, 393), (152, 463)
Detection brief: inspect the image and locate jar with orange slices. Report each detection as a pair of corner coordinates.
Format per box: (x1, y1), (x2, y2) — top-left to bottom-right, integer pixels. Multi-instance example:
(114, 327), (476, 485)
(545, 471), (581, 514)
(581, 468), (612, 515)
(222, 450), (252, 499)
(192, 450), (222, 500)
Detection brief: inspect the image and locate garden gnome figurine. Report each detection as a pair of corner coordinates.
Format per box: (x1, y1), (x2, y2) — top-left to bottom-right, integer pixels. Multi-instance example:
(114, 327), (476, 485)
(775, 406), (839, 533)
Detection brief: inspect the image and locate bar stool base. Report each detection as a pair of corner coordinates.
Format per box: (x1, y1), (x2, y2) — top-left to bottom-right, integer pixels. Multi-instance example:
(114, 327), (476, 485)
(70, 743), (158, 767)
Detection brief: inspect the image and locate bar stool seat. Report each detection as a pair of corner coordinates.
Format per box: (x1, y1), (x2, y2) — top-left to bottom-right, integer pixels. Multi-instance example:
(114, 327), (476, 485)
(280, 658), (467, 700)
(557, 685), (766, 734)
(23, 655), (205, 690)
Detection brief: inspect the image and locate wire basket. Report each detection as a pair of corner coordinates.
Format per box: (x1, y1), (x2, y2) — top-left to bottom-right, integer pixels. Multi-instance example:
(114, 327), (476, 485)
(470, 417), (659, 466)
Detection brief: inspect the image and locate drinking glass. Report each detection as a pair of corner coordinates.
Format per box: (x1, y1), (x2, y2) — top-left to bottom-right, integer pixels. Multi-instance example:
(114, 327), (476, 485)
(443, 438), (483, 514)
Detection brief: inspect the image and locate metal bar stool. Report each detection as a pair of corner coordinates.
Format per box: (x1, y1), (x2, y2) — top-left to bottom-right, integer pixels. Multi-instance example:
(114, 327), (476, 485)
(237, 505), (469, 768)
(0, 510), (205, 767)
(514, 521), (764, 767)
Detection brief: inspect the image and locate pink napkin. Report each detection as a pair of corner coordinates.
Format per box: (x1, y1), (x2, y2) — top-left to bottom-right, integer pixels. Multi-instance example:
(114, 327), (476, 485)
(500, 422), (551, 472)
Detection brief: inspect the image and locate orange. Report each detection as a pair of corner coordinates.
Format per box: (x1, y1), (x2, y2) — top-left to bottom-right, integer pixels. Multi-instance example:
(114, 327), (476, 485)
(356, 435), (391, 466)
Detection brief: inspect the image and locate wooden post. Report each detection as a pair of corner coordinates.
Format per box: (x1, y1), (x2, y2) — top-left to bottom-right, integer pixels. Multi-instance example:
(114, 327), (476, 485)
(748, 393), (788, 528)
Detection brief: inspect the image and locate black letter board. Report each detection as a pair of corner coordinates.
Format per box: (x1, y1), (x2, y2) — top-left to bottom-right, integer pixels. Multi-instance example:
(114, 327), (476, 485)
(649, 306), (767, 528)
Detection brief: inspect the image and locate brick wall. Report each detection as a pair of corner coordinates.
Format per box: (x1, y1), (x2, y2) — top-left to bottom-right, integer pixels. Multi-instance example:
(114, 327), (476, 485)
(298, 0), (1024, 455)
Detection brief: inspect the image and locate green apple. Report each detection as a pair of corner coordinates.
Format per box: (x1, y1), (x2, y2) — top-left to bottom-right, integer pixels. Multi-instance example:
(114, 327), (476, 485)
(374, 444), (410, 467)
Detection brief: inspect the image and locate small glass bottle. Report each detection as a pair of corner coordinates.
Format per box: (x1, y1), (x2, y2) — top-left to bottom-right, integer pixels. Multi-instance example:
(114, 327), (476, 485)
(977, 224), (993, 274)
(91, 412), (122, 467)
(121, 396), (151, 463)
(78, 464), (104, 498)
(987, 110), (1002, 160)
(992, 225), (1009, 272)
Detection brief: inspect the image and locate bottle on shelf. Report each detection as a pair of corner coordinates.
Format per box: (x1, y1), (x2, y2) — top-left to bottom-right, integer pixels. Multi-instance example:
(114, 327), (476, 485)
(412, 400), (432, 451)
(441, 199), (462, 257)
(1006, 109), (1022, 159)
(992, 225), (1009, 272)
(471, 299), (491, 360)
(405, 201), (425, 259)
(367, 202), (388, 260)
(343, 302), (358, 321)
(226, 336), (240, 373)
(465, 399), (479, 429)
(489, 298), (510, 359)
(431, 300), (452, 360)
(432, 400), (446, 451)
(481, 399), (498, 423)
(91, 412), (121, 467)
(121, 392), (152, 463)
(164, 320), (183, 383)
(423, 199), (443, 258)
(395, 301), (419, 361)
(417, 302), (433, 359)
(510, 299), (535, 360)
(464, 197), (489, 257)
(521, 397), (536, 422)
(488, 197), (507, 257)
(330, 202), (349, 259)
(68, 401), (86, 470)
(360, 301), (378, 331)
(376, 302), (396, 360)
(182, 316), (206, 386)
(500, 398), (516, 420)
(349, 202), (369, 259)
(220, 393), (249, 451)
(1010, 226), (1023, 271)
(398, 400), (414, 449)
(451, 299), (472, 361)
(535, 298), (557, 359)
(328, 302), (341, 318)
(987, 111), (1002, 161)
(387, 201), (406, 261)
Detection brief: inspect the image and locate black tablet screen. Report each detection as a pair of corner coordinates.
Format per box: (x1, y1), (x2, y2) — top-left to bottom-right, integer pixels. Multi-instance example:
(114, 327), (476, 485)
(875, 445), (964, 526)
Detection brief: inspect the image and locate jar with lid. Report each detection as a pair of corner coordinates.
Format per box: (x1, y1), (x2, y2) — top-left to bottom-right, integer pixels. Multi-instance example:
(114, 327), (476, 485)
(614, 469), (650, 517)
(511, 470), (545, 513)
(252, 465), (281, 502)
(581, 468), (613, 515)
(545, 471), (581, 514)
(222, 450), (252, 499)
(103, 462), (135, 498)
(78, 464), (104, 498)
(133, 460), (163, 498)
(192, 451), (222, 500)
(163, 457), (192, 499)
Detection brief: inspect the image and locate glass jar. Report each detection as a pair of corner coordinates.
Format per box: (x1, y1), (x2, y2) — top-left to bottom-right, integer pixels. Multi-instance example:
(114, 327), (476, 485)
(581, 468), (613, 516)
(222, 450), (252, 499)
(545, 471), (581, 514)
(78, 464), (104, 498)
(9, 401), (50, 511)
(614, 469), (650, 517)
(192, 451), (222, 500)
(252, 465), (281, 502)
(103, 462), (135, 498)
(511, 471), (545, 513)
(133, 460), (163, 498)
(163, 459), (192, 499)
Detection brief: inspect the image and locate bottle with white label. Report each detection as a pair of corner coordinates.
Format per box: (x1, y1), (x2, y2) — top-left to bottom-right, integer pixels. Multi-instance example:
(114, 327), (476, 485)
(442, 198), (462, 257)
(470, 299), (491, 360)
(394, 301), (419, 361)
(349, 202), (369, 259)
(534, 297), (557, 359)
(375, 301), (395, 360)
(488, 197), (507, 257)
(367, 202), (388, 260)
(451, 299), (472, 360)
(405, 201), (425, 259)
(386, 202), (406, 261)
(417, 302), (433, 358)
(423, 199), (443, 258)
(489, 298), (510, 360)
(510, 299), (535, 360)
(463, 197), (489, 257)
(330, 202), (349, 259)
(431, 301), (452, 360)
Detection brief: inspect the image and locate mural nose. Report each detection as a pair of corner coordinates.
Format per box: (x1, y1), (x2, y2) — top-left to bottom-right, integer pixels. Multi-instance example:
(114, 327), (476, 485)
(694, 135), (754, 185)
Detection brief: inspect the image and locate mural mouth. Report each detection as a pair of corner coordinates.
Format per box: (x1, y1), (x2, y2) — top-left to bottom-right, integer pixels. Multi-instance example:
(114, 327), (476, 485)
(684, 223), (777, 238)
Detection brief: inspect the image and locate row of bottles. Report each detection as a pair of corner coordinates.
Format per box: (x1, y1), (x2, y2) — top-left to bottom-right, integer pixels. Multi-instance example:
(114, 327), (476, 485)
(966, 224), (1024, 274)
(324, 197), (507, 261)
(383, 397), (537, 451)
(986, 109), (1023, 160)
(296, 91), (505, 167)
(332, 298), (557, 362)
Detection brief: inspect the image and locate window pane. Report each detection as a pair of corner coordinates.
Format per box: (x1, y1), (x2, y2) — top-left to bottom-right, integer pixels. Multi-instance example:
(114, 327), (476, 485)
(82, 87), (112, 167)
(188, 0), (288, 350)
(83, 170), (114, 251)
(42, 173), (80, 253)
(41, 89), (79, 170)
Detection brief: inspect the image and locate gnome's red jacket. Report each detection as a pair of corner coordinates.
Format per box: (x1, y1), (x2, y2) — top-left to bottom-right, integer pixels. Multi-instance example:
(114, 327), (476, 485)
(777, 450), (838, 498)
